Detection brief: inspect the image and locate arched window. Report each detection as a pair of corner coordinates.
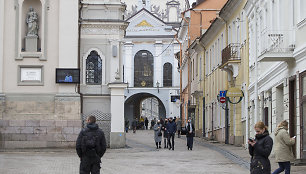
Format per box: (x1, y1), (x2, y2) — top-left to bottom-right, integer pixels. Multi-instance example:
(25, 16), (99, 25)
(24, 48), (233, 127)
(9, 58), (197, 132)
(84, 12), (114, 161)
(163, 63), (172, 87)
(134, 50), (154, 87)
(86, 51), (102, 85)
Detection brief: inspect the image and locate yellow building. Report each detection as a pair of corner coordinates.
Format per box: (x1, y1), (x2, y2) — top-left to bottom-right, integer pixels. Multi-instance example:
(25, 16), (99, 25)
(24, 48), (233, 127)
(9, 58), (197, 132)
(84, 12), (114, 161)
(191, 0), (249, 146)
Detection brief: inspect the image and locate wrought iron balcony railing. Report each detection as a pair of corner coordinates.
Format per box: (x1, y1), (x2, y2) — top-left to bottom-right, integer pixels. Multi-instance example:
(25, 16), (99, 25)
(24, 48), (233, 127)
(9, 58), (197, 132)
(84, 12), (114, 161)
(221, 43), (241, 65)
(260, 29), (294, 55)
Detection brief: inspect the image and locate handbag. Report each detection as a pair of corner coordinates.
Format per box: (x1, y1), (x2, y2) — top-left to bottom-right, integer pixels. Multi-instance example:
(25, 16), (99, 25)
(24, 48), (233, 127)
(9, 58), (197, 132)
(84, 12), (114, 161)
(158, 131), (162, 136)
(181, 127), (187, 135)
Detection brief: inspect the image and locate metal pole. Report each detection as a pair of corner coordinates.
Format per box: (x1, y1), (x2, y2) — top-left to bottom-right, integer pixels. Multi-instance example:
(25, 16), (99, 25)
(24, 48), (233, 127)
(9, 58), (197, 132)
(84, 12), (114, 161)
(225, 98), (229, 144)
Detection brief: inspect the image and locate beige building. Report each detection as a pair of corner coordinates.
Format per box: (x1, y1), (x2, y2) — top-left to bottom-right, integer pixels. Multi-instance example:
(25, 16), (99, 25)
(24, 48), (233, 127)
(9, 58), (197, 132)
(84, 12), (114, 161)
(0, 0), (127, 149)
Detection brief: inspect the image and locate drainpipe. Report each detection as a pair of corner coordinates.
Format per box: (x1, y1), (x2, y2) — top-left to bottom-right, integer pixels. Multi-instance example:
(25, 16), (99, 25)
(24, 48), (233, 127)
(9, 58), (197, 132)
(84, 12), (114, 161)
(78, 0), (84, 122)
(254, 4), (258, 128)
(175, 34), (183, 121)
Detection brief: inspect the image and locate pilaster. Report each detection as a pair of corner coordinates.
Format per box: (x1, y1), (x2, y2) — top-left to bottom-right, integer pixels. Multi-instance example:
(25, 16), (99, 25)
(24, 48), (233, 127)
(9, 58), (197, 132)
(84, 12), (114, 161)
(0, 0), (4, 93)
(124, 42), (133, 87)
(154, 41), (163, 87)
(108, 82), (127, 148)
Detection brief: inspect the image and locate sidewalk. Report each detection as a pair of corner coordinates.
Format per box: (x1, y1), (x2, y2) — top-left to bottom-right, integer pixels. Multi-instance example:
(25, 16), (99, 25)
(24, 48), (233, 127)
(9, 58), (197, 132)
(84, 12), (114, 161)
(193, 136), (306, 174)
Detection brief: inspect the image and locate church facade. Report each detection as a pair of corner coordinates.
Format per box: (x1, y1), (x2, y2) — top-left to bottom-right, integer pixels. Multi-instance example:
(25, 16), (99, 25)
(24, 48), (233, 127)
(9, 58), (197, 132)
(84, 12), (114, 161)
(122, 0), (188, 124)
(0, 0), (127, 149)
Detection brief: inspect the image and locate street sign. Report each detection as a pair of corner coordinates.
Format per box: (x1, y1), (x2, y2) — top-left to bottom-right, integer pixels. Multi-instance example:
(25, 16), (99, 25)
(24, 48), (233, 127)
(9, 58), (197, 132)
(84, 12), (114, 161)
(220, 91), (226, 97)
(220, 97), (226, 103)
(226, 88), (244, 97)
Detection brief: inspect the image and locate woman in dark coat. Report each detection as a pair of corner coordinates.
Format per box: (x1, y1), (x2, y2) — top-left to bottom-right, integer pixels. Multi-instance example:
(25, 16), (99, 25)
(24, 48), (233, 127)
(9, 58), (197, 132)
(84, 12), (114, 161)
(162, 118), (169, 148)
(186, 118), (195, 150)
(248, 121), (273, 174)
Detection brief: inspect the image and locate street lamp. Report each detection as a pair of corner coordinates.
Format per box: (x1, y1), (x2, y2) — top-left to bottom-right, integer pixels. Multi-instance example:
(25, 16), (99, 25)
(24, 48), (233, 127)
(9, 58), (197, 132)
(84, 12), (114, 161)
(156, 81), (160, 93)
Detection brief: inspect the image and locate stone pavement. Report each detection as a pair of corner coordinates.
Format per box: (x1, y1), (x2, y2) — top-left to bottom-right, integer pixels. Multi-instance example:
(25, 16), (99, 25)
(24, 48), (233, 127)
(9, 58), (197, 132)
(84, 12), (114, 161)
(0, 130), (248, 174)
(192, 136), (306, 174)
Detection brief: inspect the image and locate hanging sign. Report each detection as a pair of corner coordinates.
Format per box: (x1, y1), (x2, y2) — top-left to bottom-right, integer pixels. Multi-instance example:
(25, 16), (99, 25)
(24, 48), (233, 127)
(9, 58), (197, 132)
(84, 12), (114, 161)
(226, 87), (244, 97)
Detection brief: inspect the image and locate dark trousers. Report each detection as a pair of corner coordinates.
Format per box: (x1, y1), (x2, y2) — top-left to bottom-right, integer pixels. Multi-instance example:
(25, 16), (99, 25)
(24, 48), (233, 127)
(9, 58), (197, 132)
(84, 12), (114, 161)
(178, 130), (181, 138)
(164, 137), (168, 148)
(80, 158), (101, 174)
(272, 161), (291, 174)
(187, 136), (194, 149)
(168, 133), (175, 150)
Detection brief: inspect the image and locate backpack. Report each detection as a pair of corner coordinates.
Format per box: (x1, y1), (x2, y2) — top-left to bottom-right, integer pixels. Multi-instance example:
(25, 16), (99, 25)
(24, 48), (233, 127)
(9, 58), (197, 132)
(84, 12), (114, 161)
(81, 130), (99, 157)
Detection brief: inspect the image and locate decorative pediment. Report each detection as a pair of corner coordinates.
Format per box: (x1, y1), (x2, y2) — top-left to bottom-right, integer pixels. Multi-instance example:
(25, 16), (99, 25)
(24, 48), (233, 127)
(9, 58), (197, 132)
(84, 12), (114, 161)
(135, 20), (153, 27)
(125, 9), (176, 37)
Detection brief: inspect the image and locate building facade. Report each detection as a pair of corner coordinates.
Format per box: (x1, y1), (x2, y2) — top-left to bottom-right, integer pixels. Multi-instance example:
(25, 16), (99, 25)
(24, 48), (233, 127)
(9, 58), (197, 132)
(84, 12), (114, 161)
(245, 0), (306, 160)
(122, 1), (187, 125)
(0, 0), (127, 149)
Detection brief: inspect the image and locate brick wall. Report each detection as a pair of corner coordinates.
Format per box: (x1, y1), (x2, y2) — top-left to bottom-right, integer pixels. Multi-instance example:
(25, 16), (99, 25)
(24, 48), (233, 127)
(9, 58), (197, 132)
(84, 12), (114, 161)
(0, 119), (82, 149)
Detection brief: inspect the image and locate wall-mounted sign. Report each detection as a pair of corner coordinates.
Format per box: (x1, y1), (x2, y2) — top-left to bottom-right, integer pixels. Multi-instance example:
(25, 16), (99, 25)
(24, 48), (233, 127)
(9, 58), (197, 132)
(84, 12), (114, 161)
(226, 87), (244, 97)
(20, 68), (41, 82)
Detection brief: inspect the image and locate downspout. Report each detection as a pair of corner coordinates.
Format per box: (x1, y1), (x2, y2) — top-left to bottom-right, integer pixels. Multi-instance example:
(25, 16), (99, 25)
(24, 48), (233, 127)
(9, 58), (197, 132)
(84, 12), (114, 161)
(78, 0), (84, 122)
(175, 34), (183, 122)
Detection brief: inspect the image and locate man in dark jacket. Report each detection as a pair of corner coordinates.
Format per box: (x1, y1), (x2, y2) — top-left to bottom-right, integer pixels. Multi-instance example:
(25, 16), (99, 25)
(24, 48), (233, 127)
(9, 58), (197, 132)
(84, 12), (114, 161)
(144, 117), (149, 130)
(166, 117), (177, 150)
(76, 116), (107, 174)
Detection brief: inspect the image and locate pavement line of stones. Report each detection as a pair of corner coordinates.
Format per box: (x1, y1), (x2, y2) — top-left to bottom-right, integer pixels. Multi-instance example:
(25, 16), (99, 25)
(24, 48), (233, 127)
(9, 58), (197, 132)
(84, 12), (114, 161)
(183, 137), (250, 170)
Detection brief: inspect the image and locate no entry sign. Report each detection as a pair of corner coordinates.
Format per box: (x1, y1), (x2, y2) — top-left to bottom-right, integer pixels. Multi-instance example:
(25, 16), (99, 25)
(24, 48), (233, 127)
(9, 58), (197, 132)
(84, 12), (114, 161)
(220, 97), (226, 103)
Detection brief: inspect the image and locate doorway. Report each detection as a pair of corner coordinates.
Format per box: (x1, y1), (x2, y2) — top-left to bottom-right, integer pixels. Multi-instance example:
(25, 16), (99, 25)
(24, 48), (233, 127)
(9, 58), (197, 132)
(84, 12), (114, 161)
(300, 71), (306, 159)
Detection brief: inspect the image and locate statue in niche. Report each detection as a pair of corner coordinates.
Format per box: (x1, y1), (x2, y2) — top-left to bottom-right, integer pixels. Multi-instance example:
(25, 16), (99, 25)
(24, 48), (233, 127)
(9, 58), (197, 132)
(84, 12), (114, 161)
(26, 7), (39, 36)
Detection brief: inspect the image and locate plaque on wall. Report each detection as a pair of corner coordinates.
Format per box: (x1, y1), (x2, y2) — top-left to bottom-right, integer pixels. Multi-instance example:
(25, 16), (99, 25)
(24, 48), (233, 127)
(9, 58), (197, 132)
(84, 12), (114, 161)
(20, 68), (42, 82)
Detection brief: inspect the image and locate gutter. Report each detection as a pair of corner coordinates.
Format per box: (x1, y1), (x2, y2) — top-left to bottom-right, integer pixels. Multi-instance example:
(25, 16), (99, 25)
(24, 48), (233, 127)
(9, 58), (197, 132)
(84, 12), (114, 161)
(78, 0), (84, 118)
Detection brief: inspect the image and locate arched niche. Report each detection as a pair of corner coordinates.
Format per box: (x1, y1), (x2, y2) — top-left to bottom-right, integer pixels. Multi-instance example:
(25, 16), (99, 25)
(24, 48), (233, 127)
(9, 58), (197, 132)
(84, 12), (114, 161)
(15, 0), (49, 60)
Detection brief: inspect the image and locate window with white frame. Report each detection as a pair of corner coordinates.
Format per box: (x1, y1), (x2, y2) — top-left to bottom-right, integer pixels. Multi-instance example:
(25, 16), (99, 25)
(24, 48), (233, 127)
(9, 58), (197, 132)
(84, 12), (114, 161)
(199, 56), (202, 80)
(205, 51), (209, 75)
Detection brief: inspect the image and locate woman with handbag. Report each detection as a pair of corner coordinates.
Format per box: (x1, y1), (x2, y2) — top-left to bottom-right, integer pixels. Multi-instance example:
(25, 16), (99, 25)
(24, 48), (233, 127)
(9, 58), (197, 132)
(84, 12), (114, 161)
(186, 118), (195, 150)
(154, 120), (162, 149)
(248, 121), (273, 174)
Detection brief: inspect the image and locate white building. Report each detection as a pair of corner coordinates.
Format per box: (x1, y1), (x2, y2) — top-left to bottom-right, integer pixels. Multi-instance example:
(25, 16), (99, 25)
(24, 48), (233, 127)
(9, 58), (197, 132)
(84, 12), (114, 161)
(245, 0), (306, 160)
(122, 0), (188, 125)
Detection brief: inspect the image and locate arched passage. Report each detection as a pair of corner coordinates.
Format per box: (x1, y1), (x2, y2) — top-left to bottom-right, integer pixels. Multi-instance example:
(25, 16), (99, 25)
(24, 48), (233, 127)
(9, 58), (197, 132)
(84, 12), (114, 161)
(124, 93), (166, 129)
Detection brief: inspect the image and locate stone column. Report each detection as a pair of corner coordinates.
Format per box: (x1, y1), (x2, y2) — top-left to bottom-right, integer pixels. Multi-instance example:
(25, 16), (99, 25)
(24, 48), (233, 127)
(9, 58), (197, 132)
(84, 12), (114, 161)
(124, 42), (133, 87)
(154, 41), (163, 87)
(108, 82), (127, 148)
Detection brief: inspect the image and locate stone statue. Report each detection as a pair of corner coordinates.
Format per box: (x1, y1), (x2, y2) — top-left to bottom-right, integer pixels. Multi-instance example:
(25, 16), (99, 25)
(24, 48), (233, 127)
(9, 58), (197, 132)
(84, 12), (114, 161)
(26, 7), (39, 36)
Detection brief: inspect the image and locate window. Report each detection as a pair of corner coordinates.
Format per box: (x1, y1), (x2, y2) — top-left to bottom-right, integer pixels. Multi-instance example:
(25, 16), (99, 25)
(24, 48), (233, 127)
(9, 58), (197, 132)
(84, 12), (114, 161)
(199, 56), (202, 80)
(163, 63), (172, 87)
(86, 51), (102, 85)
(134, 50), (154, 87)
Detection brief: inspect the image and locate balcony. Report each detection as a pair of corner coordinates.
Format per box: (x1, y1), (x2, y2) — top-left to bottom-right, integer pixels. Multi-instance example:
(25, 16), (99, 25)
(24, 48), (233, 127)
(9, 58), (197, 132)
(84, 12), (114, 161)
(221, 43), (241, 66)
(220, 43), (241, 79)
(258, 30), (294, 62)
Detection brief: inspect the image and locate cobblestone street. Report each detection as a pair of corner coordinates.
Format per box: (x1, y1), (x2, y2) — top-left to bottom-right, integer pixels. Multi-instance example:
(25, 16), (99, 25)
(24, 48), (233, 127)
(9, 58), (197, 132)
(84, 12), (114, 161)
(0, 130), (249, 174)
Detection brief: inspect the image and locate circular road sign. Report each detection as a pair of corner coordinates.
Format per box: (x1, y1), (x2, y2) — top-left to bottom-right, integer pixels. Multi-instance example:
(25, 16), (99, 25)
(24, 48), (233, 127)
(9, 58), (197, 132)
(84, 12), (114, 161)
(220, 97), (226, 103)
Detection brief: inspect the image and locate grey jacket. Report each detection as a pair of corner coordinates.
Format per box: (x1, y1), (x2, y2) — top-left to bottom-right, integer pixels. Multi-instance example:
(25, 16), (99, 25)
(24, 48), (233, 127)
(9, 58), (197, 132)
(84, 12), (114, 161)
(154, 123), (162, 143)
(274, 127), (295, 162)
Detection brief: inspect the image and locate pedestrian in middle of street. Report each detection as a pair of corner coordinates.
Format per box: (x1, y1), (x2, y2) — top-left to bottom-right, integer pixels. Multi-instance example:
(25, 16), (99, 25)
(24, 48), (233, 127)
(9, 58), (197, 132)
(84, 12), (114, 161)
(145, 117), (149, 130)
(154, 120), (162, 149)
(186, 118), (195, 150)
(166, 117), (177, 150)
(248, 121), (273, 174)
(162, 118), (168, 148)
(176, 118), (182, 138)
(150, 119), (155, 130)
(76, 116), (107, 174)
(272, 120), (296, 174)
(132, 118), (137, 133)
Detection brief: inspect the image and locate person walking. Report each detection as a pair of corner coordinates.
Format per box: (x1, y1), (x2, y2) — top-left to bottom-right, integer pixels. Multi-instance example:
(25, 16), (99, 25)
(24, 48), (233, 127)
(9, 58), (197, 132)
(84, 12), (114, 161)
(145, 117), (149, 130)
(150, 119), (155, 130)
(176, 118), (182, 138)
(162, 118), (168, 148)
(186, 118), (195, 150)
(248, 121), (273, 174)
(154, 120), (162, 149)
(272, 120), (296, 174)
(166, 117), (177, 150)
(76, 116), (107, 174)
(132, 119), (137, 133)
(125, 120), (129, 133)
